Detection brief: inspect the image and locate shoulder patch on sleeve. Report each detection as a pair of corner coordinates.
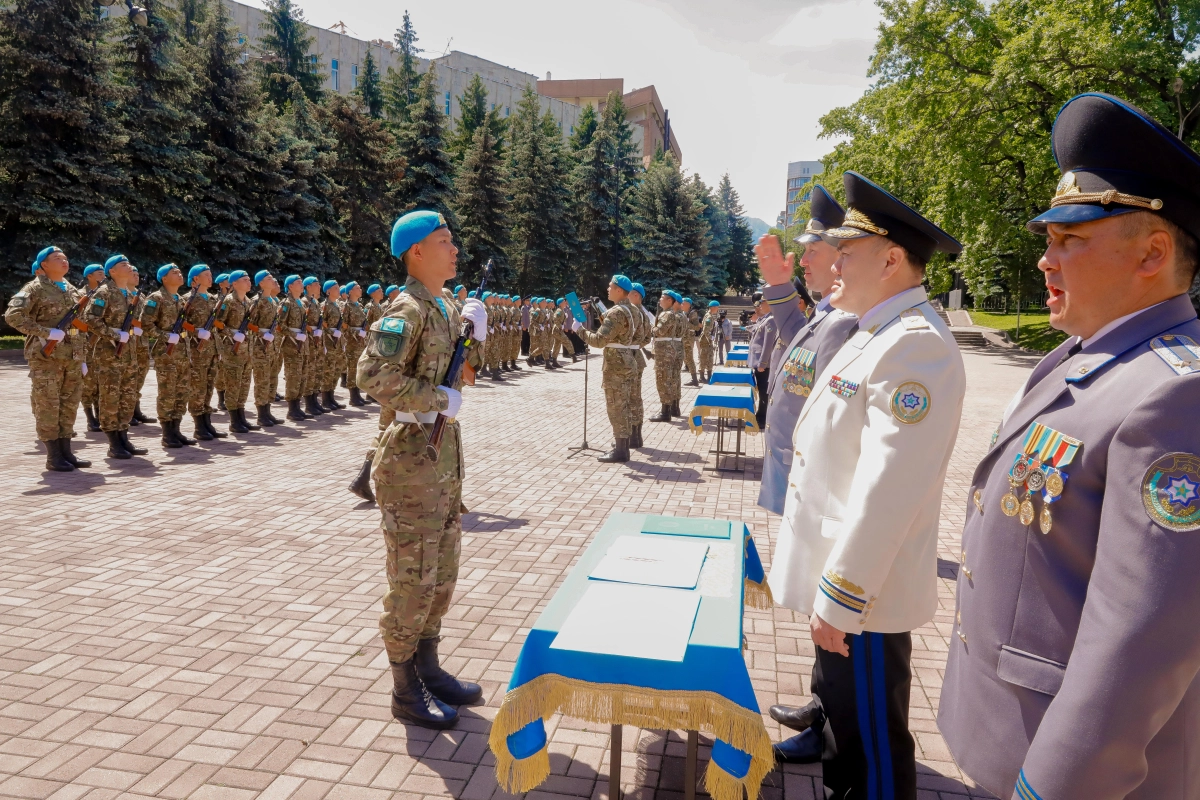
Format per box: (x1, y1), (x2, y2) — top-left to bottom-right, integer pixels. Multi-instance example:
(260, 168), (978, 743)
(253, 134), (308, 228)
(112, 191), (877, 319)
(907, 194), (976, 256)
(1150, 334), (1200, 375)
(900, 308), (930, 330)
(890, 381), (931, 424)
(146, 299), (157, 308)
(1142, 452), (1200, 531)
(92, 297), (106, 308)
(378, 317), (406, 334)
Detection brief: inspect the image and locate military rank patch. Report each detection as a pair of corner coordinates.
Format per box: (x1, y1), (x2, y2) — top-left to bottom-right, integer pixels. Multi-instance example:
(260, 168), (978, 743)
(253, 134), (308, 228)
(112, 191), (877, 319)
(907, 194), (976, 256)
(890, 381), (931, 424)
(828, 375), (859, 398)
(781, 346), (817, 397)
(371, 316), (408, 358)
(1150, 334), (1200, 375)
(379, 317), (406, 334)
(1142, 452), (1200, 531)
(819, 571), (866, 613)
(92, 297), (105, 308)
(900, 308), (930, 330)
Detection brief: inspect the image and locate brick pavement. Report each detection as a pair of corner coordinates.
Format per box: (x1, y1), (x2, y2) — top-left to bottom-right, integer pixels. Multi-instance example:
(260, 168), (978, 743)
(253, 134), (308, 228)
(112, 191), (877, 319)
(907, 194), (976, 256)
(0, 345), (1039, 800)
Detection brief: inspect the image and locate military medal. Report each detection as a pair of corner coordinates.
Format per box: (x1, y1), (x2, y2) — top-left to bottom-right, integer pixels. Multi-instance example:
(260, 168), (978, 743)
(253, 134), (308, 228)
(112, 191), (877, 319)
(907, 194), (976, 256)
(1039, 502), (1054, 535)
(1001, 423), (1082, 532)
(1019, 497), (1035, 526)
(1044, 468), (1064, 497)
(1026, 464), (1046, 492)
(1001, 491), (1020, 516)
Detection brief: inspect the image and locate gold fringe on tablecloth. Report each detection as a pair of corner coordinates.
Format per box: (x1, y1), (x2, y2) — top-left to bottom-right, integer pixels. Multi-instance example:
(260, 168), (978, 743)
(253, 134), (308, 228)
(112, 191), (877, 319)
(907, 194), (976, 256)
(743, 577), (774, 610)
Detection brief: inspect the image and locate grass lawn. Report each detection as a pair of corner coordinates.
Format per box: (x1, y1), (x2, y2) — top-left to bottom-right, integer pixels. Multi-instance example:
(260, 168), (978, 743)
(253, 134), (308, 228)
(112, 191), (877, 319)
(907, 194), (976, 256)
(969, 310), (1068, 352)
(0, 335), (24, 350)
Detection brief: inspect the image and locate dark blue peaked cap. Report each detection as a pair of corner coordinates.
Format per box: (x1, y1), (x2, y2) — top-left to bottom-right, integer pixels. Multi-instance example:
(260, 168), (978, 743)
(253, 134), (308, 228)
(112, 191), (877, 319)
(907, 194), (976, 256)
(796, 185), (845, 244)
(1028, 93), (1200, 240)
(820, 171), (962, 262)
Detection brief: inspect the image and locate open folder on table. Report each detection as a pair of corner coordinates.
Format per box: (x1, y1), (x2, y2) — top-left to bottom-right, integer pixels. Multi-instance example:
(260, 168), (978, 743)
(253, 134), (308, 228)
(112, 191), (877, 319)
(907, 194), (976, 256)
(549, 582), (701, 662)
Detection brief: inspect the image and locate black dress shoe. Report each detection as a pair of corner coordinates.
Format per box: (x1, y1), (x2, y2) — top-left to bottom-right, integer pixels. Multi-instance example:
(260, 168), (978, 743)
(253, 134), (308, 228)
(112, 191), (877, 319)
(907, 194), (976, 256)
(770, 702), (821, 731)
(773, 728), (824, 764)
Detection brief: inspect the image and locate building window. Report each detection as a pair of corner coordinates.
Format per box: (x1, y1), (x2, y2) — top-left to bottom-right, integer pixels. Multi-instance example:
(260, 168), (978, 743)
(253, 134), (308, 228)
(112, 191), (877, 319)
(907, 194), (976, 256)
(505, 106), (510, 117)
(352, 63), (359, 89)
(331, 59), (339, 91)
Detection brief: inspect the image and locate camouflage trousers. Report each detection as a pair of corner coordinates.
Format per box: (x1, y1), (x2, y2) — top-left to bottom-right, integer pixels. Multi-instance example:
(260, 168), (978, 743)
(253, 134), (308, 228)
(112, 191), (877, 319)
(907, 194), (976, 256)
(132, 342), (150, 409)
(551, 328), (574, 360)
(251, 340), (279, 407)
(188, 342), (218, 417)
(321, 335), (344, 393)
(220, 354), (252, 410)
(509, 330), (521, 363)
(28, 357), (83, 441)
(631, 352), (646, 425)
(365, 405), (396, 461)
(655, 343), (683, 404)
(602, 353), (636, 438)
(302, 339), (323, 396)
(682, 337), (697, 379)
(94, 349), (137, 432)
(213, 359), (225, 393)
(698, 342), (715, 376)
(344, 336), (366, 389)
(82, 361), (98, 409)
(377, 479), (462, 663)
(282, 339), (305, 401)
(153, 346), (190, 422)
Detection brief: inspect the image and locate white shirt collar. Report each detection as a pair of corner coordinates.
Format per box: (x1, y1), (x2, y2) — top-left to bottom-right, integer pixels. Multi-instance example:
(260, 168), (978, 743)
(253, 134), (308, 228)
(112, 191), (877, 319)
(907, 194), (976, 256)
(856, 285), (928, 333)
(1081, 299), (1170, 349)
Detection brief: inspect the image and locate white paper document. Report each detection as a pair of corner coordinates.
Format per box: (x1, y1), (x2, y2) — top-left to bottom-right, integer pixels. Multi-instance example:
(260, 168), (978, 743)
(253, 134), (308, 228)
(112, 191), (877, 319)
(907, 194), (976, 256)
(550, 582), (701, 662)
(587, 535), (710, 589)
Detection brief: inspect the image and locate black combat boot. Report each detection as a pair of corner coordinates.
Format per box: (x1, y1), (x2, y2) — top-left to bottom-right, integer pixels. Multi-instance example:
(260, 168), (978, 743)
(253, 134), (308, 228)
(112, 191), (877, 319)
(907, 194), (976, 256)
(265, 404), (284, 425)
(671, 401), (681, 417)
(161, 420), (184, 449)
(630, 425), (643, 449)
(686, 375), (700, 387)
(175, 420), (197, 446)
(274, 393), (283, 402)
(59, 437), (90, 468)
(340, 372), (347, 388)
(228, 409), (250, 434)
(390, 659), (458, 729)
(598, 438), (630, 463)
(256, 405), (275, 427)
(349, 388), (366, 407)
(242, 408), (261, 431)
(217, 390), (227, 412)
(305, 394), (325, 416)
(571, 352), (579, 363)
(649, 404), (672, 422)
(491, 366), (504, 381)
(119, 429), (148, 455)
(287, 398), (309, 421)
(416, 637), (483, 705)
(106, 430), (132, 459)
(348, 458), (375, 503)
(133, 402), (155, 424)
(128, 411), (140, 426)
(43, 439), (74, 472)
(192, 415), (214, 441)
(85, 405), (100, 432)
(324, 390), (345, 410)
(204, 413), (227, 438)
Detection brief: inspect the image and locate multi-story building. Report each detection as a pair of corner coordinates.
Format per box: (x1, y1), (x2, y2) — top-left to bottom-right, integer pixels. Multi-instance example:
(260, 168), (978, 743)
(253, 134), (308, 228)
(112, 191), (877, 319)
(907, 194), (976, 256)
(784, 160), (824, 227)
(536, 78), (683, 166)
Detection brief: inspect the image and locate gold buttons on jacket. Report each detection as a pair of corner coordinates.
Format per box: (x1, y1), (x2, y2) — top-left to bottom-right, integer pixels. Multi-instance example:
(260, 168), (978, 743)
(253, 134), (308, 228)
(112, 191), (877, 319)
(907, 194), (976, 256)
(972, 489), (983, 514)
(957, 610), (967, 644)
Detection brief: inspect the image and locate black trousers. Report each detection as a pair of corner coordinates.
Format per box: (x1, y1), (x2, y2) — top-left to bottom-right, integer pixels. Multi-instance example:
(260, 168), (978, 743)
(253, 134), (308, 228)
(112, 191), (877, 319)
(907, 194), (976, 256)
(813, 631), (916, 800)
(754, 367), (769, 427)
(521, 330), (530, 355)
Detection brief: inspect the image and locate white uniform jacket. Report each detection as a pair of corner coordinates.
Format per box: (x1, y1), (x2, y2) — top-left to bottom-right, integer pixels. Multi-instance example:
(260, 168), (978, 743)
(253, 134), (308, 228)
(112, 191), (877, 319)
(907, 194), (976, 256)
(767, 286), (966, 633)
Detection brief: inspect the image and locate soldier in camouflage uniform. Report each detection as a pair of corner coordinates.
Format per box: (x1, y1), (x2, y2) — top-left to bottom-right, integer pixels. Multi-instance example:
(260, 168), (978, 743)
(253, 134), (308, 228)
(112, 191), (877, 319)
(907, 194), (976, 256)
(213, 271), (259, 434)
(357, 210), (487, 729)
(126, 268), (156, 428)
(180, 265), (225, 441)
(212, 273), (231, 412)
(5, 246), (91, 471)
(79, 264), (106, 432)
(550, 298), (575, 366)
(319, 280), (346, 410)
(363, 284), (385, 404)
(650, 291), (687, 421)
(699, 301), (719, 381)
(626, 284), (653, 447)
(82, 255), (148, 459)
(301, 277), (327, 416)
(580, 275), (638, 462)
(681, 298), (700, 386)
(278, 275), (310, 421)
(139, 264), (195, 448)
(248, 270), (283, 427)
(341, 282), (370, 406)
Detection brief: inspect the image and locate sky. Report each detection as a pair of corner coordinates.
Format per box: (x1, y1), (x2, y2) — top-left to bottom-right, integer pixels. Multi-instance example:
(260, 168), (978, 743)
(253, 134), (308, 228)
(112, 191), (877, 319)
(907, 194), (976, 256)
(246, 0), (883, 224)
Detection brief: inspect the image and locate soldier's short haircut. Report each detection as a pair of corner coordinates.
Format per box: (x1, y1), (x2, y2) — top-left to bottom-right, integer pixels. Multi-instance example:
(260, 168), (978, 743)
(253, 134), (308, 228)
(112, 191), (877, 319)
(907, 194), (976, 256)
(1118, 211), (1200, 286)
(881, 236), (927, 274)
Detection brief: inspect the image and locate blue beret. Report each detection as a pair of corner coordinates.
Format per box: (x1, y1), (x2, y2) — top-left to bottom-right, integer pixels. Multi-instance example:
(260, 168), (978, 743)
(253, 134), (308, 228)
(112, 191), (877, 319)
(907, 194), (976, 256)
(215, 273), (230, 284)
(32, 246), (62, 274)
(302, 276), (318, 288)
(556, 297), (565, 304)
(253, 270), (271, 286)
(104, 254), (129, 275)
(322, 279), (338, 293)
(454, 285), (464, 294)
(367, 283), (382, 295)
(611, 274), (633, 292)
(468, 290), (477, 298)
(384, 285), (398, 295)
(344, 281), (359, 293)
(708, 300), (720, 308)
(187, 264), (211, 285)
(512, 295), (521, 301)
(391, 209), (448, 257)
(284, 274), (302, 290)
(668, 291), (683, 304)
(228, 270), (249, 283)
(482, 291), (493, 300)
(683, 297), (693, 305)
(83, 264), (103, 277)
(157, 264), (178, 283)
(631, 282), (646, 297)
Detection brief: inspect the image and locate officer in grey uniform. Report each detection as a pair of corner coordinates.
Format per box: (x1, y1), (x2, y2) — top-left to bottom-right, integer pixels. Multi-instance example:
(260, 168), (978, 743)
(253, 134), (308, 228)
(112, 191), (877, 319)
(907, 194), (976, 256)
(939, 93), (1200, 800)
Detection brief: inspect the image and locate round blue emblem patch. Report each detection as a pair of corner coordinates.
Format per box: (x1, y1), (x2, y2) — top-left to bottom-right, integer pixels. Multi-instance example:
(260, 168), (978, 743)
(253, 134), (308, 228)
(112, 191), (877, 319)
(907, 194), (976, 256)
(1142, 452), (1200, 531)
(890, 381), (931, 424)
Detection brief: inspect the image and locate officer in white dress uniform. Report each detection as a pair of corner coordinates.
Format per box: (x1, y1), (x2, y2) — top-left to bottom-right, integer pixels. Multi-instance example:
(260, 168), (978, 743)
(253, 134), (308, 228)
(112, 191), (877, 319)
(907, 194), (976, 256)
(767, 171), (966, 798)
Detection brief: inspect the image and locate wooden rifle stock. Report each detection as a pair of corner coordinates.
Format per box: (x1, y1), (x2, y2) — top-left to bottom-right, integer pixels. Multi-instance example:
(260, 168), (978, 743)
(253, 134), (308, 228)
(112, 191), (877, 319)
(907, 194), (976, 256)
(41, 288), (95, 357)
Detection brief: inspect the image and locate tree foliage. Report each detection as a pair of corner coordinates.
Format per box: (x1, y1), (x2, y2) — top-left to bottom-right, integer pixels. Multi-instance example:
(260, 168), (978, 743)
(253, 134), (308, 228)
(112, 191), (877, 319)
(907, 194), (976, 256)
(625, 155), (708, 298)
(448, 74), (505, 163)
(717, 174), (757, 294)
(453, 124), (510, 289)
(354, 48), (384, 119)
(257, 0), (322, 106)
(382, 10), (419, 124)
(395, 64), (456, 229)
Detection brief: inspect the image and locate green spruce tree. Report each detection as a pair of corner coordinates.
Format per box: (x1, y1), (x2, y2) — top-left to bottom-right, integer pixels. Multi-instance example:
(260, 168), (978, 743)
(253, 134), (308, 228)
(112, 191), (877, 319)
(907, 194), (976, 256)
(453, 124), (510, 289)
(288, 85), (347, 273)
(718, 174), (757, 294)
(0, 0), (128, 289)
(257, 0), (323, 106)
(625, 155), (707, 296)
(395, 64), (457, 228)
(179, 0), (207, 45)
(569, 103), (598, 151)
(448, 74), (505, 162)
(114, 0), (208, 267)
(689, 174), (730, 296)
(381, 10), (419, 123)
(353, 48), (384, 118)
(570, 120), (617, 296)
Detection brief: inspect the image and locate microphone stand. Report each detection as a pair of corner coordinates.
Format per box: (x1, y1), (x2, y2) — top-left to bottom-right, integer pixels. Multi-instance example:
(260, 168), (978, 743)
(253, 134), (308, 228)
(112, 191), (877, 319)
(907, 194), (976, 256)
(568, 305), (604, 457)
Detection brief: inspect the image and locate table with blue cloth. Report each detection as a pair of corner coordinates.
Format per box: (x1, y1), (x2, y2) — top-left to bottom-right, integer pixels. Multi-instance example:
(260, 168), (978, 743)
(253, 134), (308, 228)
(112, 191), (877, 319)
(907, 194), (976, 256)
(489, 512), (774, 800)
(708, 366), (757, 392)
(688, 385), (759, 472)
(724, 348), (748, 365)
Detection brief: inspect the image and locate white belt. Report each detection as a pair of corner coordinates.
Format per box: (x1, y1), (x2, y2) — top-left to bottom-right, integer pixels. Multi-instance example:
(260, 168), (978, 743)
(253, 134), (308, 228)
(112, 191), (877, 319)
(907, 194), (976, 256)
(290, 328), (303, 334)
(605, 343), (639, 349)
(653, 337), (683, 342)
(395, 410), (438, 424)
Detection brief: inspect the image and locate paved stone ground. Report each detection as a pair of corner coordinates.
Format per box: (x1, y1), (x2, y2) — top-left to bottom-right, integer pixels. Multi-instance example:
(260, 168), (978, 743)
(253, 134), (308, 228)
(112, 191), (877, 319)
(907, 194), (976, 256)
(0, 344), (1039, 800)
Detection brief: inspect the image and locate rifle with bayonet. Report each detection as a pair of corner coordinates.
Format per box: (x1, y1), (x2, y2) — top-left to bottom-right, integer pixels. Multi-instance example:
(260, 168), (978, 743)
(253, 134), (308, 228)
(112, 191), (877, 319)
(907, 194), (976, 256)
(426, 258), (492, 460)
(196, 291), (227, 351)
(42, 287), (97, 357)
(231, 295), (257, 356)
(113, 293), (138, 358)
(166, 291), (197, 357)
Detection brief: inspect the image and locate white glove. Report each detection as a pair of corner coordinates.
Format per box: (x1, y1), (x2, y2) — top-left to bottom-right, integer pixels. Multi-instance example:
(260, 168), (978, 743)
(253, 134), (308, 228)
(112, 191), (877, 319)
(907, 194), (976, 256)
(501, 324), (507, 331)
(296, 332), (307, 342)
(47, 328), (65, 341)
(118, 330), (130, 343)
(131, 328), (141, 337)
(167, 333), (180, 344)
(233, 331), (246, 343)
(461, 299), (487, 341)
(356, 328), (366, 338)
(81, 362), (88, 376)
(332, 329), (342, 338)
(570, 319), (583, 332)
(197, 328), (211, 341)
(437, 386), (463, 419)
(313, 328), (323, 337)
(263, 332), (274, 342)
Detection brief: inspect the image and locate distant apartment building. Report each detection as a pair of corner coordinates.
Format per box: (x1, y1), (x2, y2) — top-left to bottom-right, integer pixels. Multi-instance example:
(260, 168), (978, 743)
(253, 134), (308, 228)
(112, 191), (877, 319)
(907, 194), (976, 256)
(536, 78), (683, 166)
(784, 160), (824, 227)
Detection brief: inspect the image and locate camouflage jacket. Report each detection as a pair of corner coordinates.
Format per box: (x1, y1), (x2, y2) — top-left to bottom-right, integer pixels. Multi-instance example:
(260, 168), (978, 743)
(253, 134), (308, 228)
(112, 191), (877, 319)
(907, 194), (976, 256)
(5, 275), (84, 364)
(82, 281), (136, 362)
(358, 277), (483, 485)
(246, 294), (280, 356)
(214, 294), (251, 360)
(581, 300), (637, 370)
(684, 310), (700, 343)
(343, 299), (368, 334)
(276, 294), (306, 347)
(181, 290), (221, 352)
(700, 313), (718, 345)
(140, 289), (186, 357)
(365, 299), (384, 327)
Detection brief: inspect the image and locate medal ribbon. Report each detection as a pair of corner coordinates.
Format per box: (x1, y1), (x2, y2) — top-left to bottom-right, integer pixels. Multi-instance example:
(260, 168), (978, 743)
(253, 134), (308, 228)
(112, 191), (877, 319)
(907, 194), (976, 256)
(1020, 423), (1081, 469)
